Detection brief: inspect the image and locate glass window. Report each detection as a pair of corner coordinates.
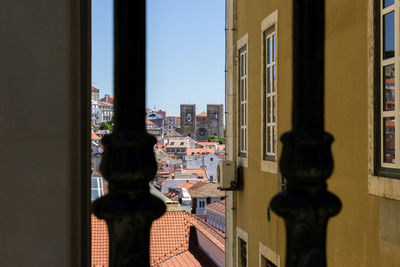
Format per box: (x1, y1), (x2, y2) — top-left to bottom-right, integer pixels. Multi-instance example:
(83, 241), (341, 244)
(383, 64), (395, 111)
(384, 0), (394, 8)
(383, 117), (395, 163)
(239, 46), (248, 156)
(383, 11), (394, 59)
(261, 256), (277, 267)
(265, 28), (277, 160)
(239, 238), (247, 267)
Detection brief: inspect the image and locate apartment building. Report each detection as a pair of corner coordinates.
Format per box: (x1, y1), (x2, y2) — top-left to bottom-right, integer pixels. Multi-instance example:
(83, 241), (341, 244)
(225, 0), (400, 266)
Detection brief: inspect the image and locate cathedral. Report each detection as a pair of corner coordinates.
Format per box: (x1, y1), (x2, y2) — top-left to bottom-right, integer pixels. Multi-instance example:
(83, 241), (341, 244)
(180, 104), (224, 141)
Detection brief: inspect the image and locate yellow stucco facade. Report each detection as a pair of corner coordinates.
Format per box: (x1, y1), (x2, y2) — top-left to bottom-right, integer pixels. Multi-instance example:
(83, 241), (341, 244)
(225, 0), (400, 266)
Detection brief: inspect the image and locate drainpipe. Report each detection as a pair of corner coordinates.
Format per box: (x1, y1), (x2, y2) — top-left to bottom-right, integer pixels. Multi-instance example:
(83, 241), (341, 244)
(270, 1), (342, 266)
(92, 1), (166, 266)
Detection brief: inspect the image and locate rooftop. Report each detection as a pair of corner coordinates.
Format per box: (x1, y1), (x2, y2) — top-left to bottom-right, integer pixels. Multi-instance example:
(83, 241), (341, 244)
(206, 199), (226, 215)
(188, 183), (225, 198)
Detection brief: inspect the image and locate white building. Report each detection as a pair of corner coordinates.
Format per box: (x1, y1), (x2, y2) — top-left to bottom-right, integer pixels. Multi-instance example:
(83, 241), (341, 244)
(185, 153), (221, 182)
(97, 101), (114, 122)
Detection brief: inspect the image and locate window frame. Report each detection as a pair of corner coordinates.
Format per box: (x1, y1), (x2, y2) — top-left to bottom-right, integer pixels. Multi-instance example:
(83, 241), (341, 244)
(260, 10), (278, 174)
(368, 0), (400, 200)
(91, 177), (104, 201)
(239, 45), (248, 157)
(380, 1), (398, 169)
(236, 226), (248, 267)
(259, 242), (280, 267)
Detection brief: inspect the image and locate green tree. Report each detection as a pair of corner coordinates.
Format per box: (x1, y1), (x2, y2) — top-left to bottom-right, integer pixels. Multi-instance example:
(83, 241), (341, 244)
(99, 121), (113, 131)
(208, 135), (226, 144)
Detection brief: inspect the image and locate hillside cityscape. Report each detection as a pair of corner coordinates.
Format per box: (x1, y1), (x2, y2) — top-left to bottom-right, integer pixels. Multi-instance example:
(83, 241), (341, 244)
(90, 86), (227, 266)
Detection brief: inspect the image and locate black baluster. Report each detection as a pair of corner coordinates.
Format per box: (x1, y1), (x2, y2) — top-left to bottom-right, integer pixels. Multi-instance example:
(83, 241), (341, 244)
(92, 1), (166, 266)
(270, 1), (341, 266)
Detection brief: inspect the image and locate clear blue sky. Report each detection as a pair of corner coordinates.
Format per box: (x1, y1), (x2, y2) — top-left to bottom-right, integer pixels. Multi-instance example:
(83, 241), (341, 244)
(92, 0), (225, 116)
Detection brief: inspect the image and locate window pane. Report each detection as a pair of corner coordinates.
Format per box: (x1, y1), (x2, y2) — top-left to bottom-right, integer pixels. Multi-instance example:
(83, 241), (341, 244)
(272, 95), (276, 122)
(384, 0), (394, 8)
(267, 126), (271, 153)
(272, 65), (276, 92)
(91, 190), (99, 201)
(383, 64), (395, 111)
(383, 117), (395, 163)
(244, 53), (247, 75)
(383, 12), (395, 59)
(272, 34), (276, 62)
(267, 37), (271, 64)
(91, 178), (98, 188)
(239, 238), (247, 267)
(267, 96), (271, 123)
(273, 125), (276, 154)
(267, 67), (271, 93)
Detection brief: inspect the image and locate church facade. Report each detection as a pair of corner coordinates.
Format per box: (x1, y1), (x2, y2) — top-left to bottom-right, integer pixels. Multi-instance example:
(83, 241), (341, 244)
(180, 104), (224, 141)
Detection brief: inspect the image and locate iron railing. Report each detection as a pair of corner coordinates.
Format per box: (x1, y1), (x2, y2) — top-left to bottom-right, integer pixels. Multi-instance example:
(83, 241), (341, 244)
(270, 1), (342, 266)
(92, 1), (165, 266)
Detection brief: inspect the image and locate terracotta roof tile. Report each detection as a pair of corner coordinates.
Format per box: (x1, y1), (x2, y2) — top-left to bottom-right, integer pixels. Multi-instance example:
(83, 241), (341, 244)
(157, 248), (218, 267)
(206, 199), (225, 215)
(91, 215), (109, 267)
(91, 211), (224, 267)
(178, 182), (195, 190)
(189, 181), (208, 190)
(98, 101), (113, 107)
(91, 132), (101, 140)
(196, 112), (207, 117)
(188, 183), (225, 198)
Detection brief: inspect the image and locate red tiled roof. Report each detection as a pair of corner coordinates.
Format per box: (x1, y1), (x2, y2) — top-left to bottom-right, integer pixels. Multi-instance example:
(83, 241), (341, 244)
(92, 132), (101, 140)
(179, 182), (195, 190)
(91, 211), (223, 267)
(91, 215), (109, 267)
(157, 248), (217, 267)
(206, 199), (225, 215)
(91, 86), (99, 92)
(189, 181), (208, 190)
(98, 101), (113, 106)
(198, 142), (218, 146)
(196, 112), (207, 117)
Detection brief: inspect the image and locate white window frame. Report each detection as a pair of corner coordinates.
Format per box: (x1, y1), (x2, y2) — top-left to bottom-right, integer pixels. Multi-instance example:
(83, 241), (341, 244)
(367, 0), (400, 200)
(380, 1), (398, 168)
(91, 177), (104, 201)
(259, 242), (280, 267)
(236, 226), (248, 267)
(237, 34), (249, 167)
(260, 10), (278, 174)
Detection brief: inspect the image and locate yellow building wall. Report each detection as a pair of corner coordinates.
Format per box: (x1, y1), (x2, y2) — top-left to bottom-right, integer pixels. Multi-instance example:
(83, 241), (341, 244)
(229, 0), (400, 266)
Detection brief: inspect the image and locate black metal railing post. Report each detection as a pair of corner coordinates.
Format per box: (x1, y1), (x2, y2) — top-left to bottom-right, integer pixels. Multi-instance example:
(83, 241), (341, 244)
(270, 1), (341, 266)
(92, 1), (166, 266)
